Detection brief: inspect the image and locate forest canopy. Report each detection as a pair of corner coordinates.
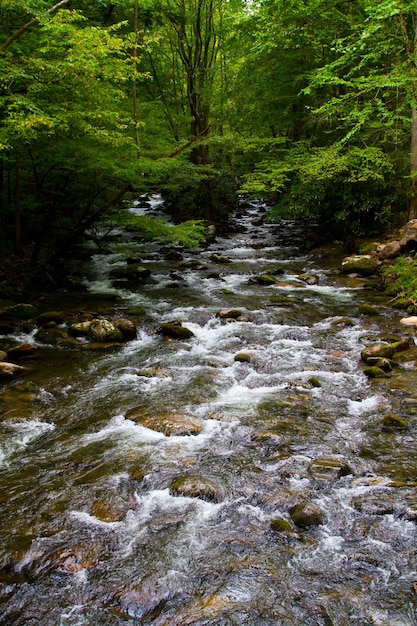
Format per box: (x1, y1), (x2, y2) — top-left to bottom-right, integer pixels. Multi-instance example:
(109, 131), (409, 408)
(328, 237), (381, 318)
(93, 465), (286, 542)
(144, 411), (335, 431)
(1, 0), (416, 265)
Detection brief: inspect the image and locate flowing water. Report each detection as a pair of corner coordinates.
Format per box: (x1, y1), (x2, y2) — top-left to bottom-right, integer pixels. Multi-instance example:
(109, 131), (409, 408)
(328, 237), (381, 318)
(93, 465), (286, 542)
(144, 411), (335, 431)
(1, 197), (417, 625)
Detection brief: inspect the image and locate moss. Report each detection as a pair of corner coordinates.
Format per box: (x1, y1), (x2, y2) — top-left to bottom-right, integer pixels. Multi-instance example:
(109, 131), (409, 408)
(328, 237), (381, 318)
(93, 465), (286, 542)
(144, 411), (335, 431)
(382, 414), (408, 430)
(234, 353), (251, 363)
(271, 518), (293, 533)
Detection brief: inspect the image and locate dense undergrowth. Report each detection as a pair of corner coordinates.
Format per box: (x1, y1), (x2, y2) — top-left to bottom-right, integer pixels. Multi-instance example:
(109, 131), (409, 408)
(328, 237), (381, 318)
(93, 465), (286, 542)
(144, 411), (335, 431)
(382, 257), (417, 314)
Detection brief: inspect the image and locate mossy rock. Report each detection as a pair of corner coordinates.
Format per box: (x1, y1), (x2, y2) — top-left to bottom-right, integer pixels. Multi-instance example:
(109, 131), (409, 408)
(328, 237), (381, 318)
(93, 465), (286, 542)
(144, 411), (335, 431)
(361, 343), (396, 362)
(255, 274), (277, 285)
(210, 253), (232, 263)
(234, 353), (251, 363)
(270, 518), (293, 533)
(359, 304), (379, 316)
(158, 322), (194, 339)
(364, 366), (390, 379)
(382, 414), (408, 430)
(126, 306), (146, 316)
(170, 476), (222, 502)
(289, 502), (326, 528)
(1, 303), (38, 319)
(308, 377), (322, 388)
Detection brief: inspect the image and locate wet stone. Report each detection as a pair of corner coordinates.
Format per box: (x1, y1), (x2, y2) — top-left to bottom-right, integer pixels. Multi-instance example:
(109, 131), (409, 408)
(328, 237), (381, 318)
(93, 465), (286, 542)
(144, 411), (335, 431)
(308, 457), (353, 481)
(382, 414), (409, 430)
(170, 476), (223, 502)
(289, 502), (326, 527)
(157, 322), (194, 339)
(126, 409), (202, 436)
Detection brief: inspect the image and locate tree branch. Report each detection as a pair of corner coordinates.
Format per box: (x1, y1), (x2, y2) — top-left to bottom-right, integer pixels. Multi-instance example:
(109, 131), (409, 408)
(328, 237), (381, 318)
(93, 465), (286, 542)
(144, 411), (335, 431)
(0, 0), (71, 52)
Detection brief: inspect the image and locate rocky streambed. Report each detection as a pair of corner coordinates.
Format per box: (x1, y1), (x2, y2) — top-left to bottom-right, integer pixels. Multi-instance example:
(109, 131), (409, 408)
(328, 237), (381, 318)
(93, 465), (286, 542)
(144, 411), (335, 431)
(0, 197), (416, 625)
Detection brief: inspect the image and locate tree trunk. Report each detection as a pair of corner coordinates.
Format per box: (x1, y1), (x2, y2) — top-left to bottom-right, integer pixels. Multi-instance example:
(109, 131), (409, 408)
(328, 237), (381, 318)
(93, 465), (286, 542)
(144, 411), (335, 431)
(14, 159), (21, 254)
(410, 107), (417, 221)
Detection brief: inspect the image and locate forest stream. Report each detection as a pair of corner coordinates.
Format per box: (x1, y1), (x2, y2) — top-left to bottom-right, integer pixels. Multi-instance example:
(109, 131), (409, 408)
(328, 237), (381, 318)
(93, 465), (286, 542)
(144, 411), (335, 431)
(0, 197), (417, 625)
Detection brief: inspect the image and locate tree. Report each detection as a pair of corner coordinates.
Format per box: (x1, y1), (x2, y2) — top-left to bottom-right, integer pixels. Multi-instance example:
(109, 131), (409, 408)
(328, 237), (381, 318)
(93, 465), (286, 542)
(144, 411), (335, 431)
(306, 0), (417, 221)
(0, 2), (140, 261)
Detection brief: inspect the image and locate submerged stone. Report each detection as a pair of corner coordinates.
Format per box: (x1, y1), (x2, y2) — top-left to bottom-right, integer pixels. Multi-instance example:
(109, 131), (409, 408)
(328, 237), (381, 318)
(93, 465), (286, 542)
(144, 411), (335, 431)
(7, 343), (37, 360)
(170, 476), (222, 502)
(289, 502), (326, 528)
(359, 304), (379, 316)
(126, 410), (202, 436)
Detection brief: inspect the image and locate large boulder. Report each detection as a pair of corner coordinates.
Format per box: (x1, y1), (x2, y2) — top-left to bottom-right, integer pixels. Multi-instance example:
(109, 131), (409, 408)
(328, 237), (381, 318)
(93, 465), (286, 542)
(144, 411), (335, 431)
(341, 255), (379, 277)
(377, 241), (401, 260)
(69, 319), (123, 342)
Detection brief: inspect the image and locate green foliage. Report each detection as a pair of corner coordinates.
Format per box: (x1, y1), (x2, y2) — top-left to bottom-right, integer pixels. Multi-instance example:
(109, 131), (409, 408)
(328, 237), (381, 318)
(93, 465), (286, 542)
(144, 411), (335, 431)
(382, 257), (417, 309)
(108, 210), (207, 247)
(243, 144), (400, 237)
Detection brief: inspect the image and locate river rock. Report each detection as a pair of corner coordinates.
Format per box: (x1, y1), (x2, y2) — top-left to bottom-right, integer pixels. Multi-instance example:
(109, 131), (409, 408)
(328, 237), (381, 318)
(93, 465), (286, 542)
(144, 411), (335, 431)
(308, 457), (352, 480)
(361, 343), (396, 362)
(70, 319), (123, 342)
(364, 366), (390, 378)
(341, 255), (379, 277)
(109, 265), (151, 281)
(400, 316), (417, 327)
(289, 502), (326, 527)
(0, 350), (7, 361)
(377, 240), (401, 260)
(382, 413), (409, 430)
(114, 318), (137, 340)
(210, 253), (232, 263)
(298, 273), (319, 285)
(0, 362), (26, 379)
(7, 343), (37, 360)
(234, 353), (251, 362)
(365, 357), (393, 372)
(270, 517), (294, 533)
(91, 500), (127, 522)
(252, 274), (277, 285)
(35, 327), (82, 348)
(170, 476), (223, 502)
(158, 322), (194, 339)
(358, 304), (379, 316)
(126, 410), (202, 436)
(216, 309), (242, 319)
(37, 311), (65, 326)
(0, 303), (38, 319)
